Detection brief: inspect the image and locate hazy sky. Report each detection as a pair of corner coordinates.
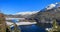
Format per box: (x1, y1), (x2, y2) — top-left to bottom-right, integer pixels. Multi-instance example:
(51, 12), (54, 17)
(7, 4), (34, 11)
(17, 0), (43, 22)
(0, 0), (60, 14)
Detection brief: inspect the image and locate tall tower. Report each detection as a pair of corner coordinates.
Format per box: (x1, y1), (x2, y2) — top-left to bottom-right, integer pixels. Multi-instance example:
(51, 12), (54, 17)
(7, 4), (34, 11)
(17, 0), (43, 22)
(0, 12), (6, 32)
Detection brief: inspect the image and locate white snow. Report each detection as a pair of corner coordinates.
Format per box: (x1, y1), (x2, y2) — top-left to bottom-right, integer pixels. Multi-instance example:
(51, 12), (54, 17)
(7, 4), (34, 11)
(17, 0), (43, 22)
(15, 11), (38, 15)
(5, 18), (25, 20)
(55, 2), (58, 4)
(46, 4), (56, 10)
(16, 22), (37, 25)
(55, 2), (60, 4)
(6, 22), (13, 25)
(45, 28), (52, 31)
(6, 22), (37, 27)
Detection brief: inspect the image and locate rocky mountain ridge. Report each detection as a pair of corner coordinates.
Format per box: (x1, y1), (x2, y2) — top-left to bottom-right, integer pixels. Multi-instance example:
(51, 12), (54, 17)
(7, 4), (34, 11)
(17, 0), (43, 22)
(30, 2), (60, 23)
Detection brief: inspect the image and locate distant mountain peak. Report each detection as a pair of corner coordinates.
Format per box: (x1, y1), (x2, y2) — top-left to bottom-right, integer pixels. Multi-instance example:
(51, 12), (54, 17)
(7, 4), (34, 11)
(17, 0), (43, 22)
(15, 11), (39, 15)
(55, 2), (60, 4)
(55, 2), (60, 7)
(46, 4), (56, 10)
(46, 2), (60, 10)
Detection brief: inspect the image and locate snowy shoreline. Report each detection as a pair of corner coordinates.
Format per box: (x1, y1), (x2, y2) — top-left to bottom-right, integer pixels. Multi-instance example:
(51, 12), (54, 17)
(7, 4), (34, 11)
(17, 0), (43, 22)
(6, 22), (37, 27)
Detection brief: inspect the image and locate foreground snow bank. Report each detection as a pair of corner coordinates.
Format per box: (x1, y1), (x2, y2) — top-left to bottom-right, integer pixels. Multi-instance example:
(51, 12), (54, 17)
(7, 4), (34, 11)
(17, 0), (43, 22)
(6, 22), (37, 27)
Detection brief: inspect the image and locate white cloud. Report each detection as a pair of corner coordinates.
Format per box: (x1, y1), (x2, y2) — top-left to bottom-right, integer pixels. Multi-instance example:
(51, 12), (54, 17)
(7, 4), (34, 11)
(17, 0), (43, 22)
(15, 11), (39, 15)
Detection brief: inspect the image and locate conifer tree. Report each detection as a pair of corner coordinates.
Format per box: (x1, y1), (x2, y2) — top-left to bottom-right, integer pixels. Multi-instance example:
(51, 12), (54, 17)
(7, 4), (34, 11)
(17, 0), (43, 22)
(13, 23), (21, 32)
(48, 19), (60, 32)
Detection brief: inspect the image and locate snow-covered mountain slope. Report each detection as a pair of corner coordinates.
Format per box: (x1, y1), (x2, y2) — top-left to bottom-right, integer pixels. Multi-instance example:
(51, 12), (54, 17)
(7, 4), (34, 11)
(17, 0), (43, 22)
(31, 2), (60, 23)
(15, 11), (39, 15)
(46, 2), (60, 10)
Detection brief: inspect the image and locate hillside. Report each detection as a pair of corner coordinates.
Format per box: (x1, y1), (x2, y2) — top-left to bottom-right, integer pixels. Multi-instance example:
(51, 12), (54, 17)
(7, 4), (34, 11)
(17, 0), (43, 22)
(30, 3), (60, 23)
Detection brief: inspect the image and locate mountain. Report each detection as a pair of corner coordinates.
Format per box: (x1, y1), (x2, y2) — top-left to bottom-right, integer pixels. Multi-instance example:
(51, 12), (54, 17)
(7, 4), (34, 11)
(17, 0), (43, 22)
(4, 11), (38, 18)
(14, 11), (38, 18)
(31, 2), (60, 23)
(15, 11), (38, 15)
(5, 14), (23, 18)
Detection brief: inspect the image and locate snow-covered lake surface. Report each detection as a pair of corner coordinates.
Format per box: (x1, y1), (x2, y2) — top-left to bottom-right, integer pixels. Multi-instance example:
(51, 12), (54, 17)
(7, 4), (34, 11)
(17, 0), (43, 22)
(5, 18), (25, 20)
(5, 18), (47, 32)
(6, 18), (37, 27)
(6, 22), (37, 27)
